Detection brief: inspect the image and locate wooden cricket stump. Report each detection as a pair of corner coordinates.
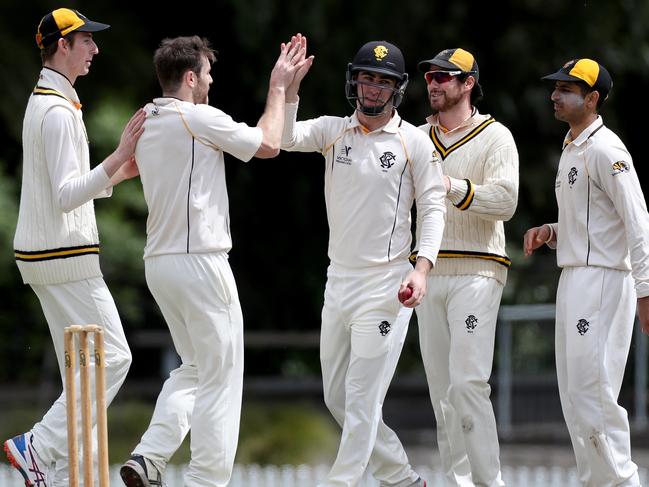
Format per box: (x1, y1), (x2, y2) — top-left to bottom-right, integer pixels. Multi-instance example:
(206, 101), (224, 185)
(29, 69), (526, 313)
(64, 324), (109, 487)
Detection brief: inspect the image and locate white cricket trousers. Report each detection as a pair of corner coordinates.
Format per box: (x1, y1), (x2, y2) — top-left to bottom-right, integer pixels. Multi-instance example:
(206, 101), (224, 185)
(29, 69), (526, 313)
(416, 274), (505, 487)
(29, 277), (132, 487)
(556, 266), (640, 487)
(319, 261), (420, 487)
(134, 252), (243, 487)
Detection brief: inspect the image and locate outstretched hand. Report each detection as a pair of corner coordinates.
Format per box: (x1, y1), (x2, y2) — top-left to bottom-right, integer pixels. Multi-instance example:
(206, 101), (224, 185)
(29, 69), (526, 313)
(114, 108), (146, 163)
(270, 33), (314, 98)
(101, 108), (145, 179)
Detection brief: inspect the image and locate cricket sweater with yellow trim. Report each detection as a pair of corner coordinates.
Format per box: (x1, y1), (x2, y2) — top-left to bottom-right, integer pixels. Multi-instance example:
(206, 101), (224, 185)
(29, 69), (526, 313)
(14, 68), (112, 285)
(413, 110), (519, 285)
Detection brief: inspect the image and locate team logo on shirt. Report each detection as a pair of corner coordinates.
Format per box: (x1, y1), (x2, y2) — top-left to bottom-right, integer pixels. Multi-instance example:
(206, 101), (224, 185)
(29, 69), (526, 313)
(150, 105), (160, 116)
(379, 151), (397, 170)
(576, 319), (590, 335)
(465, 314), (478, 333)
(431, 149), (441, 164)
(568, 167), (578, 186)
(611, 161), (630, 176)
(335, 145), (353, 165)
(378, 320), (392, 336)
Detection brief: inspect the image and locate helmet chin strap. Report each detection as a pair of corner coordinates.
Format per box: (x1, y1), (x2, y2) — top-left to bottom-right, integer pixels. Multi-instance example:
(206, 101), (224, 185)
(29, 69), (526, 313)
(345, 72), (406, 117)
(357, 99), (393, 116)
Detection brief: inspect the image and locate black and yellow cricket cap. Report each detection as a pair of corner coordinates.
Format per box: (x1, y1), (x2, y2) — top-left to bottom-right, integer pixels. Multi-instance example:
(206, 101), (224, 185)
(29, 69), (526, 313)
(542, 58), (612, 100)
(36, 8), (110, 49)
(417, 48), (479, 81)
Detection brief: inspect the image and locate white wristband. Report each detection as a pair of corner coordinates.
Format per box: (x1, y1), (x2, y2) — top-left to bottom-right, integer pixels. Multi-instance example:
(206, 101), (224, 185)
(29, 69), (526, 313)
(544, 224), (555, 244)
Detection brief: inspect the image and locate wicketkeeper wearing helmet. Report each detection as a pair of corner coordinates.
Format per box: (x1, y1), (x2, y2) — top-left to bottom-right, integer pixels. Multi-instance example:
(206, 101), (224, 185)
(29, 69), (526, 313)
(281, 39), (446, 487)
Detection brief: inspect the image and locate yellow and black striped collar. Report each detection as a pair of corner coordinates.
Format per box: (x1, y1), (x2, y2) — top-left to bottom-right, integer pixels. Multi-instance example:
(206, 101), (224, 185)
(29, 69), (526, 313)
(33, 86), (82, 110)
(34, 67), (82, 109)
(429, 116), (495, 160)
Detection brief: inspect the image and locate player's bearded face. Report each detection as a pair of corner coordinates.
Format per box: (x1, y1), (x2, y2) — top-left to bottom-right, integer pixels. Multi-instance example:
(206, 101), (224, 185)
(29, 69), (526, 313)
(193, 56), (213, 105)
(427, 78), (463, 112)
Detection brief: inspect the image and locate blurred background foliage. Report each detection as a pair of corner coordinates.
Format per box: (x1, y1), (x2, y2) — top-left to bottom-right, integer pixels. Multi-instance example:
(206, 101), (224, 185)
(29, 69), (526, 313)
(0, 0), (648, 460)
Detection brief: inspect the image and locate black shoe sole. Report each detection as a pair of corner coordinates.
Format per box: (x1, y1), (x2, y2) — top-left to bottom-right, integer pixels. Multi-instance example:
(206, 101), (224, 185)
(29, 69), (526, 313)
(120, 465), (147, 487)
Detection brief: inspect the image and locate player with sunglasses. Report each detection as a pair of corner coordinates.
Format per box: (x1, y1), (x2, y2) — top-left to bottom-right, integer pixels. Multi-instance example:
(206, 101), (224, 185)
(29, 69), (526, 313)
(411, 48), (519, 486)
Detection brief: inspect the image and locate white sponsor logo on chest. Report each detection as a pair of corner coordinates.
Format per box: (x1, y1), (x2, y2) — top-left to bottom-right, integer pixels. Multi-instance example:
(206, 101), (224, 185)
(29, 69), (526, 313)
(335, 145), (353, 165)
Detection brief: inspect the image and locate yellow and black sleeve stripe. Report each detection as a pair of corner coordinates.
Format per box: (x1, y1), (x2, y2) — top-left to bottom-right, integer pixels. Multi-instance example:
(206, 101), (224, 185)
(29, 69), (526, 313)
(15, 244), (100, 262)
(455, 179), (475, 210)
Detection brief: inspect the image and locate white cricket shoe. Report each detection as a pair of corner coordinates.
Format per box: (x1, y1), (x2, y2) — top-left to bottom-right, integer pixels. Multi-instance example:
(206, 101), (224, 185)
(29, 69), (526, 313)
(3, 432), (49, 487)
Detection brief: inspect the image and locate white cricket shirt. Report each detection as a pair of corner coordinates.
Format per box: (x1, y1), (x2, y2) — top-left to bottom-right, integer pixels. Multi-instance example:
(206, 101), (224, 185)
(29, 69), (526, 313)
(554, 116), (649, 298)
(282, 102), (446, 268)
(136, 98), (263, 258)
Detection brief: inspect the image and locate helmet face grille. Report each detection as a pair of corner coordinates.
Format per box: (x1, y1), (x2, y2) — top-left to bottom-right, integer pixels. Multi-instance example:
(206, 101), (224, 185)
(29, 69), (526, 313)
(345, 41), (409, 116)
(345, 63), (409, 116)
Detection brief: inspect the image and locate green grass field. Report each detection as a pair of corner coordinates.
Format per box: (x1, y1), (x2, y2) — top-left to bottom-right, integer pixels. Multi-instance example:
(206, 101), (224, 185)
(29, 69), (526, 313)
(0, 400), (339, 466)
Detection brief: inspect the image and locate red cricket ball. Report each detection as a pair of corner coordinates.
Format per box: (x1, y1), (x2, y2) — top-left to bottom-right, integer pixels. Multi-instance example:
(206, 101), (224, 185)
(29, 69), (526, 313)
(398, 286), (413, 303)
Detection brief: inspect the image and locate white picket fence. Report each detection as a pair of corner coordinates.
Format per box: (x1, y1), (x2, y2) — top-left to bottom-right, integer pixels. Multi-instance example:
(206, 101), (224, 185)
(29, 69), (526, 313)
(1, 463), (647, 486)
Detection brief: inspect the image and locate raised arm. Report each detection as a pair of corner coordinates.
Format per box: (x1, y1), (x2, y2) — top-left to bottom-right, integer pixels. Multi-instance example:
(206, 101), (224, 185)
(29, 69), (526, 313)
(255, 33), (314, 159)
